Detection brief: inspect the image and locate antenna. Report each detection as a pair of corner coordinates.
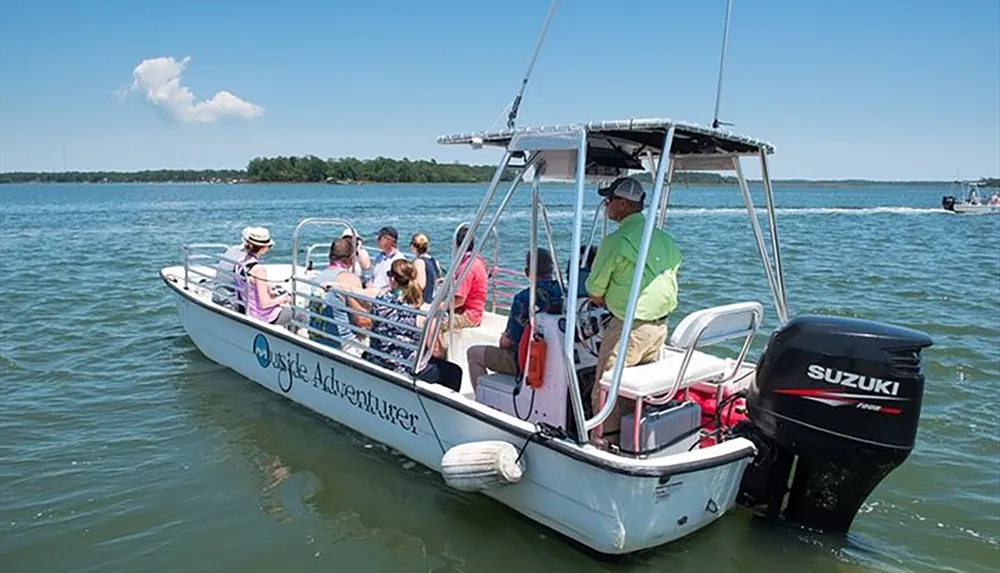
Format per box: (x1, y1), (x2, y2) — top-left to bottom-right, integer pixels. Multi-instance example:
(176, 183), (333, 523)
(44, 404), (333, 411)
(505, 0), (559, 131)
(712, 0), (734, 129)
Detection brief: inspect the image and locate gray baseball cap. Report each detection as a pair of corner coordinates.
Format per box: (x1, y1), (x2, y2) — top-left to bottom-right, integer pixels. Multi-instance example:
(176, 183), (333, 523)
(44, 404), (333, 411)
(598, 176), (645, 202)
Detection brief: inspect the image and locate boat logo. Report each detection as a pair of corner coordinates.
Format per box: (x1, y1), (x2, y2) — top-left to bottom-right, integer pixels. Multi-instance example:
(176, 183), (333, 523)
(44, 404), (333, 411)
(773, 364), (908, 414)
(805, 364), (901, 396)
(253, 334), (271, 368)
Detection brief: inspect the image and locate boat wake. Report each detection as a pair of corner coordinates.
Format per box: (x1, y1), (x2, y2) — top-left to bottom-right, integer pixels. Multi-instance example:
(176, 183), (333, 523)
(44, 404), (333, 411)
(405, 206), (947, 226)
(667, 206), (945, 217)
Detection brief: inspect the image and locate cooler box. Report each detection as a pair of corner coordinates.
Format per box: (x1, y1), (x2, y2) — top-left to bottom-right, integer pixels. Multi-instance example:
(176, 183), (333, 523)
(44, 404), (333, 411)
(619, 400), (702, 456)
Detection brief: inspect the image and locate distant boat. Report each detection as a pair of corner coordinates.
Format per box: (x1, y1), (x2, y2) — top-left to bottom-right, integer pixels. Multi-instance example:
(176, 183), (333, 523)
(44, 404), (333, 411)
(941, 181), (1000, 214)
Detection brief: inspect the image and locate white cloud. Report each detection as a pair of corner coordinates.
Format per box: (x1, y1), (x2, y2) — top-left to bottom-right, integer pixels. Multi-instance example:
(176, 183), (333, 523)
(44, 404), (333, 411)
(123, 56), (263, 123)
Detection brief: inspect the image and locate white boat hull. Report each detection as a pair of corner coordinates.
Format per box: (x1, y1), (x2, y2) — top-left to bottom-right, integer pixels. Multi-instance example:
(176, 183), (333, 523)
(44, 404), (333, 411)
(951, 203), (1000, 214)
(162, 267), (756, 554)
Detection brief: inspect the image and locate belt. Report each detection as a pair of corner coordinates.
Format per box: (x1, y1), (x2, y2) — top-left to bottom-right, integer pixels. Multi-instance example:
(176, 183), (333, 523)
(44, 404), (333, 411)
(608, 314), (669, 326)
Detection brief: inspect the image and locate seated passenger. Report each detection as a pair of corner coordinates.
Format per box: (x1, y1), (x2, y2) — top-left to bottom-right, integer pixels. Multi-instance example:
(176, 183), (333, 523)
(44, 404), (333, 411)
(410, 232), (444, 304)
(212, 226), (251, 310)
(241, 228), (296, 326)
(466, 249), (563, 390)
(435, 226), (488, 358)
(364, 259), (428, 373)
(309, 238), (372, 355)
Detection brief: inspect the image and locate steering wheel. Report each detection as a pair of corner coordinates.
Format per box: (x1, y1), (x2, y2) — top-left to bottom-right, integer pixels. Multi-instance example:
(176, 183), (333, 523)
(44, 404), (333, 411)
(575, 298), (607, 357)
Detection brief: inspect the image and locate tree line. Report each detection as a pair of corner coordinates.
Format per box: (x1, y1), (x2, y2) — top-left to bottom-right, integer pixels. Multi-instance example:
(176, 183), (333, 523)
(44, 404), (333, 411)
(245, 155), (511, 183)
(0, 169), (244, 184)
(1, 156), (996, 186)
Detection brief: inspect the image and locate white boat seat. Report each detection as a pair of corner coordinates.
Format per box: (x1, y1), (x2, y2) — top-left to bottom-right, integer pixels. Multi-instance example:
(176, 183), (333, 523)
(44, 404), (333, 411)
(599, 347), (731, 400)
(477, 372), (518, 393)
(595, 301), (763, 451)
(598, 301), (763, 401)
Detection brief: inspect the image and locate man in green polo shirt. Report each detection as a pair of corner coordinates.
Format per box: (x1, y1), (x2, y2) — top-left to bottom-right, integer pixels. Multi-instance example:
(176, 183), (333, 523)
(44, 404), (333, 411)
(585, 175), (682, 441)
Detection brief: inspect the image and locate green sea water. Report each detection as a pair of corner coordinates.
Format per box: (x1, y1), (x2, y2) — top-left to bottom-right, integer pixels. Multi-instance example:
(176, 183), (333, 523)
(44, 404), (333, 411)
(1, 182), (997, 573)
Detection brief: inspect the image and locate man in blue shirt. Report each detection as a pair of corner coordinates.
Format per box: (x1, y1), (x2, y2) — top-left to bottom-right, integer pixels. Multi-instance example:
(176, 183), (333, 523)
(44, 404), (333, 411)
(466, 248), (563, 390)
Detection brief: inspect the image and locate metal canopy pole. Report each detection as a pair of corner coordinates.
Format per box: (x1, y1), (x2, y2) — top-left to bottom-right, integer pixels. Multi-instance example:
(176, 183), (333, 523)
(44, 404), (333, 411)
(656, 159), (677, 228)
(585, 126), (676, 433)
(563, 129), (591, 443)
(537, 191), (565, 292)
(524, 183), (540, 383)
(759, 149), (788, 317)
(733, 157), (786, 323)
(414, 152), (514, 373)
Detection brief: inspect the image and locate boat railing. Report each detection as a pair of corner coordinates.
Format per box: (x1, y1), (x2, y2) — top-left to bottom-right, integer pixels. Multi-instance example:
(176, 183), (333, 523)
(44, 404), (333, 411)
(180, 243), (241, 293)
(489, 267), (529, 313)
(287, 218), (455, 374)
(179, 237), (445, 375)
(304, 242), (330, 270)
(289, 273), (441, 372)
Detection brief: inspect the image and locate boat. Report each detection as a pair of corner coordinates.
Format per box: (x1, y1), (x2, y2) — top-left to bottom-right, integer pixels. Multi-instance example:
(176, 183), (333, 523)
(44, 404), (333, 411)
(941, 181), (1000, 214)
(161, 117), (934, 555)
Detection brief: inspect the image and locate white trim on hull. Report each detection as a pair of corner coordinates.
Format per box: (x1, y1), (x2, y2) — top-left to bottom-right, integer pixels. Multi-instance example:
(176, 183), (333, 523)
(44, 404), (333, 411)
(162, 267), (756, 554)
(951, 204), (1000, 215)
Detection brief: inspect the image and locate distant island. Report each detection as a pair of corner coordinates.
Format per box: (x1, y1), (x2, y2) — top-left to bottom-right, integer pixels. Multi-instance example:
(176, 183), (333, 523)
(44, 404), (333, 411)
(0, 156), (511, 185)
(0, 155), (997, 187)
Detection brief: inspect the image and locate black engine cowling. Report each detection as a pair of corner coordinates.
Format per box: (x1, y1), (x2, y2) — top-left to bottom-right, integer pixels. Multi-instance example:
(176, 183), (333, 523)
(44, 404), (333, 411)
(942, 195), (956, 211)
(737, 314), (932, 533)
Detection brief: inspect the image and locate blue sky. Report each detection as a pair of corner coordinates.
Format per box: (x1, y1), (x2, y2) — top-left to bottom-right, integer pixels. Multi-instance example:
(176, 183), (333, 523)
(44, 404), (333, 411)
(0, 0), (997, 180)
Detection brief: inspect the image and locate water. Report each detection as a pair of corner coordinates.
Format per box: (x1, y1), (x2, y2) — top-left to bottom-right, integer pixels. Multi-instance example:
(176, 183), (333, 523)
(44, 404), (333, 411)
(1, 182), (997, 573)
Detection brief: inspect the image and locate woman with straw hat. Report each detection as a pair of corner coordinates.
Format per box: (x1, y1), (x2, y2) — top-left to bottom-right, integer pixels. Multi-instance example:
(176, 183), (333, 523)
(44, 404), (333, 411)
(240, 227), (295, 326)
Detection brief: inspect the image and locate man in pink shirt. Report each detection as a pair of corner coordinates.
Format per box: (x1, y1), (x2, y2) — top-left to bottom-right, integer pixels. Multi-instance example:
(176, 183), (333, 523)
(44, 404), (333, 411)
(436, 226), (487, 357)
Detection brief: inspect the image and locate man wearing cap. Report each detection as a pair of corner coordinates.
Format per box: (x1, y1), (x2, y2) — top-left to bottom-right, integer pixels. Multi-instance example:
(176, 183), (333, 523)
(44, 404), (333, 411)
(585, 176), (683, 442)
(369, 226), (406, 292)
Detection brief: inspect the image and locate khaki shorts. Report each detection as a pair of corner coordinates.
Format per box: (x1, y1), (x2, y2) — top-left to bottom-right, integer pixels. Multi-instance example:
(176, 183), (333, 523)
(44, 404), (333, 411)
(482, 345), (518, 375)
(591, 316), (667, 438)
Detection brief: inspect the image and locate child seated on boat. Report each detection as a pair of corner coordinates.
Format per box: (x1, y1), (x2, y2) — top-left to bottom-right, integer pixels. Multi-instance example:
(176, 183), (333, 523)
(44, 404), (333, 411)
(363, 259), (429, 373)
(309, 237), (372, 355)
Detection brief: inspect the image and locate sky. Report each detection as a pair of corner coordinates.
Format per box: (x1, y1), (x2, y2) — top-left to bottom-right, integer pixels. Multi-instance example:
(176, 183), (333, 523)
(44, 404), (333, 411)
(0, 0), (998, 180)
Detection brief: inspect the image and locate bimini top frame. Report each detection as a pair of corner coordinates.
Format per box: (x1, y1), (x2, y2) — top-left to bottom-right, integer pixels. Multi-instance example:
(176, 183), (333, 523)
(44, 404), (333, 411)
(432, 116), (788, 444)
(438, 117), (775, 173)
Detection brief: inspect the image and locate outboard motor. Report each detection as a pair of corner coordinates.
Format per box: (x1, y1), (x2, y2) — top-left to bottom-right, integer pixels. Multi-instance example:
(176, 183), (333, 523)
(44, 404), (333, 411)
(941, 195), (956, 211)
(737, 315), (932, 533)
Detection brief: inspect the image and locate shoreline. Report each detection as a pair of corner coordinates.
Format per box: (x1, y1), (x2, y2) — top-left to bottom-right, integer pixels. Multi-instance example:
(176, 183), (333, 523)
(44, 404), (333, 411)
(0, 180), (991, 188)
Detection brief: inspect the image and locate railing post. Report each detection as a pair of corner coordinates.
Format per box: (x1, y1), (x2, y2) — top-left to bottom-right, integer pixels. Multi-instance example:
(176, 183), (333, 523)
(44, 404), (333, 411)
(759, 149), (788, 320)
(182, 246), (190, 290)
(584, 126), (675, 433)
(562, 129), (591, 443)
(734, 157), (785, 323)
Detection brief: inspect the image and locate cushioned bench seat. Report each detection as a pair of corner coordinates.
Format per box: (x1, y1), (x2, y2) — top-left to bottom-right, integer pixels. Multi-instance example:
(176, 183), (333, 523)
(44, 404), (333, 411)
(598, 347), (731, 400)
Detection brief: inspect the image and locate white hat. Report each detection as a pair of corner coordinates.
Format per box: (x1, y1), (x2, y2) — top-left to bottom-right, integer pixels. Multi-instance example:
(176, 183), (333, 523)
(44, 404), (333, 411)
(341, 228), (362, 242)
(240, 226), (253, 242)
(245, 227), (274, 247)
(598, 176), (646, 203)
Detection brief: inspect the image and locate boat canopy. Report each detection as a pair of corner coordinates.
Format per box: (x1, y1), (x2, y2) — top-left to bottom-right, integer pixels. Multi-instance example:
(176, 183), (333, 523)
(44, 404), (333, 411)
(437, 117), (775, 174)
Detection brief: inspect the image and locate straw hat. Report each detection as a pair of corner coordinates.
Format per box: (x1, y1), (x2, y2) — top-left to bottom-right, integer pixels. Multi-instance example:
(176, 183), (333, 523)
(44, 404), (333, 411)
(245, 227), (274, 247)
